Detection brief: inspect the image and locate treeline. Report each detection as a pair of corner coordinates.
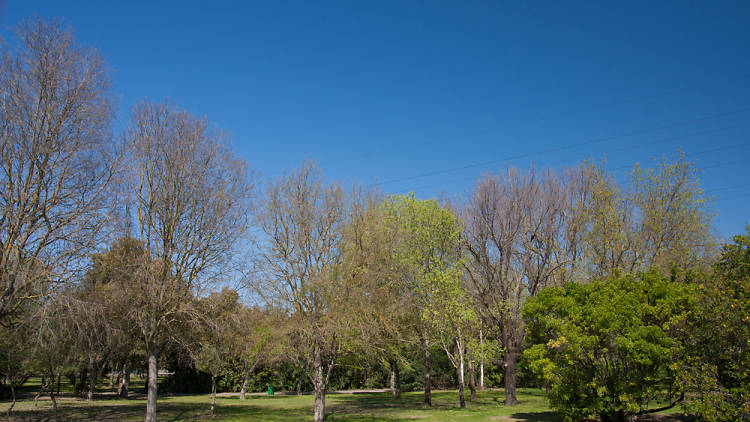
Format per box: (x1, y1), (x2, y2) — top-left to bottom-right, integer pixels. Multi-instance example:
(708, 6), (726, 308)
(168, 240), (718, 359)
(0, 18), (747, 422)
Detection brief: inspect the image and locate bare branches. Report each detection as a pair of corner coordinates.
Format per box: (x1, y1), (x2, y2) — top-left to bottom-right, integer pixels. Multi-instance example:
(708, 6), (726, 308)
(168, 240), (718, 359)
(0, 18), (119, 325)
(124, 100), (254, 422)
(463, 167), (570, 405)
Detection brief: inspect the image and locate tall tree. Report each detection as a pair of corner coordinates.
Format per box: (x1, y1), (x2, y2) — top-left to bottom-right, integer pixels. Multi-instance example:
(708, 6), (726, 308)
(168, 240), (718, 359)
(255, 162), (346, 422)
(338, 187), (414, 400)
(382, 193), (464, 406)
(463, 168), (569, 405)
(425, 270), (477, 409)
(125, 101), (253, 422)
(0, 18), (118, 326)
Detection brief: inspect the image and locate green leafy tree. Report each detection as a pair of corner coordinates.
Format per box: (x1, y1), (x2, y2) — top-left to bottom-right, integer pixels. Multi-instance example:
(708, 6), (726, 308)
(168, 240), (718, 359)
(193, 288), (242, 417)
(581, 153), (715, 278)
(381, 193), (464, 406)
(425, 270), (477, 408)
(523, 271), (696, 422)
(676, 228), (750, 421)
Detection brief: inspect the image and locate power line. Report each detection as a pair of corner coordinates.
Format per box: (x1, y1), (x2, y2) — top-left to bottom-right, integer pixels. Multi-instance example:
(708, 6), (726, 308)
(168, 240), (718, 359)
(610, 140), (750, 172)
(703, 159), (750, 170)
(371, 107), (750, 187)
(715, 192), (750, 201)
(708, 183), (750, 193)
(396, 127), (750, 194)
(324, 73), (750, 166)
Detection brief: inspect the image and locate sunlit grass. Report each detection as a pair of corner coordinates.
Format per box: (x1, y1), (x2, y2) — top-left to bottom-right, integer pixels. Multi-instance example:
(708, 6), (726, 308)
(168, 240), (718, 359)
(0, 387), (693, 421)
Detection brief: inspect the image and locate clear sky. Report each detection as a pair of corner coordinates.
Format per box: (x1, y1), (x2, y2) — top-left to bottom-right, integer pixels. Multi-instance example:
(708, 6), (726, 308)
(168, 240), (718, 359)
(1, 1), (748, 238)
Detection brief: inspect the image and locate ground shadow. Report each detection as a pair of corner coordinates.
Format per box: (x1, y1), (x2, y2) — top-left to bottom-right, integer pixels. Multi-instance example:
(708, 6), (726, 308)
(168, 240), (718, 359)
(5, 401), (311, 422)
(509, 411), (559, 422)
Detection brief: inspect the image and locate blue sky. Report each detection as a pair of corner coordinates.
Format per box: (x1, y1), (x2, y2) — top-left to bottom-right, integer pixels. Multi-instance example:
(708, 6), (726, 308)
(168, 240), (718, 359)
(1, 1), (748, 238)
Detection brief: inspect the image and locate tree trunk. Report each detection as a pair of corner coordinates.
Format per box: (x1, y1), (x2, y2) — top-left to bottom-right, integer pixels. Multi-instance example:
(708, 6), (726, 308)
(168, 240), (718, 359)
(118, 361), (130, 398)
(479, 329), (485, 391)
(457, 340), (466, 409)
(313, 344), (326, 422)
(503, 346), (518, 405)
(388, 359), (401, 399)
(6, 377), (16, 418)
(390, 362), (396, 396)
(145, 351), (158, 422)
(210, 374), (217, 417)
(108, 361), (115, 389)
(467, 347), (477, 401)
(240, 367), (249, 400)
(296, 376), (302, 396)
(37, 374), (46, 404)
(33, 382), (43, 406)
(49, 383), (58, 418)
(240, 361), (257, 400)
(87, 354), (96, 402)
(422, 334), (432, 406)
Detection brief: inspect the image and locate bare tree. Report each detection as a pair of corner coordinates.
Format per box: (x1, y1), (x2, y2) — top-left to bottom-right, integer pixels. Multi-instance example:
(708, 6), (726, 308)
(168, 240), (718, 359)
(255, 162), (346, 422)
(125, 101), (253, 422)
(463, 167), (568, 405)
(0, 18), (118, 326)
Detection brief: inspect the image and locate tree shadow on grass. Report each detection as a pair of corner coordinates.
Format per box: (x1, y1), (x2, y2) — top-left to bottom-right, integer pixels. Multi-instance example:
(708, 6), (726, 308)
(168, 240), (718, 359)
(5, 400), (312, 422)
(329, 391), (556, 422)
(509, 411), (559, 422)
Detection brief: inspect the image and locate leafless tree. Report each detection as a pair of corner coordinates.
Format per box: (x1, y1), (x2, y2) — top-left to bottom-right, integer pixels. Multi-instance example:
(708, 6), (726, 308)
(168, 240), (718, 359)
(125, 101), (253, 422)
(0, 18), (119, 326)
(254, 162), (346, 422)
(463, 167), (569, 405)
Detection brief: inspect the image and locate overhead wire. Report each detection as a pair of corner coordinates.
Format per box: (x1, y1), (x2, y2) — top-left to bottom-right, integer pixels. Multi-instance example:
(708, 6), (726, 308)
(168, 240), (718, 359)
(371, 107), (750, 187)
(395, 126), (750, 194)
(324, 72), (750, 166)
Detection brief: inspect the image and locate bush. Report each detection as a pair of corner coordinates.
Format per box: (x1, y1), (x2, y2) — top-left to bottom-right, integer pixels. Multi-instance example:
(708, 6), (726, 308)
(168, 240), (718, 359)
(523, 271), (696, 422)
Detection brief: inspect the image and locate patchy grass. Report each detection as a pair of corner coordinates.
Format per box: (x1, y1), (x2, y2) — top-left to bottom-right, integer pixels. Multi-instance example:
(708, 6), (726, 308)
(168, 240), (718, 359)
(0, 388), (694, 421)
(17, 375), (149, 397)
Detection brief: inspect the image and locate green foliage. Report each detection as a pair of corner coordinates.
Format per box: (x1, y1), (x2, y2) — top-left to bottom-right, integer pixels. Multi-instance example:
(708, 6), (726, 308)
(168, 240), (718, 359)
(675, 228), (750, 422)
(381, 193), (464, 325)
(631, 152), (715, 271)
(523, 271), (697, 421)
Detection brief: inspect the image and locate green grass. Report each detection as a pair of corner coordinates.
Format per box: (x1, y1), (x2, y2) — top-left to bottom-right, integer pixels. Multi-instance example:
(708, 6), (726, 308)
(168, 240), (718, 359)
(17, 374), (151, 396)
(0, 388), (693, 421)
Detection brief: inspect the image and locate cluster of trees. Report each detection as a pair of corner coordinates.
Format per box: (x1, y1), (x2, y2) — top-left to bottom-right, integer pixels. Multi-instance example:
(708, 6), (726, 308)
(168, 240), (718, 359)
(0, 18), (746, 422)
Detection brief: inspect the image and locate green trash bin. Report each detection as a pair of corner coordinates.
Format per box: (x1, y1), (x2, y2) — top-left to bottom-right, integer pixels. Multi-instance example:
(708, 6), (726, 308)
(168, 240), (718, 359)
(267, 385), (274, 396)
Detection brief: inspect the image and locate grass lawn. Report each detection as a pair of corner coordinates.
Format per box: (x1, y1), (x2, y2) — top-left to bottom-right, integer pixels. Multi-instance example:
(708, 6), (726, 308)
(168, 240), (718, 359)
(0, 388), (694, 421)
